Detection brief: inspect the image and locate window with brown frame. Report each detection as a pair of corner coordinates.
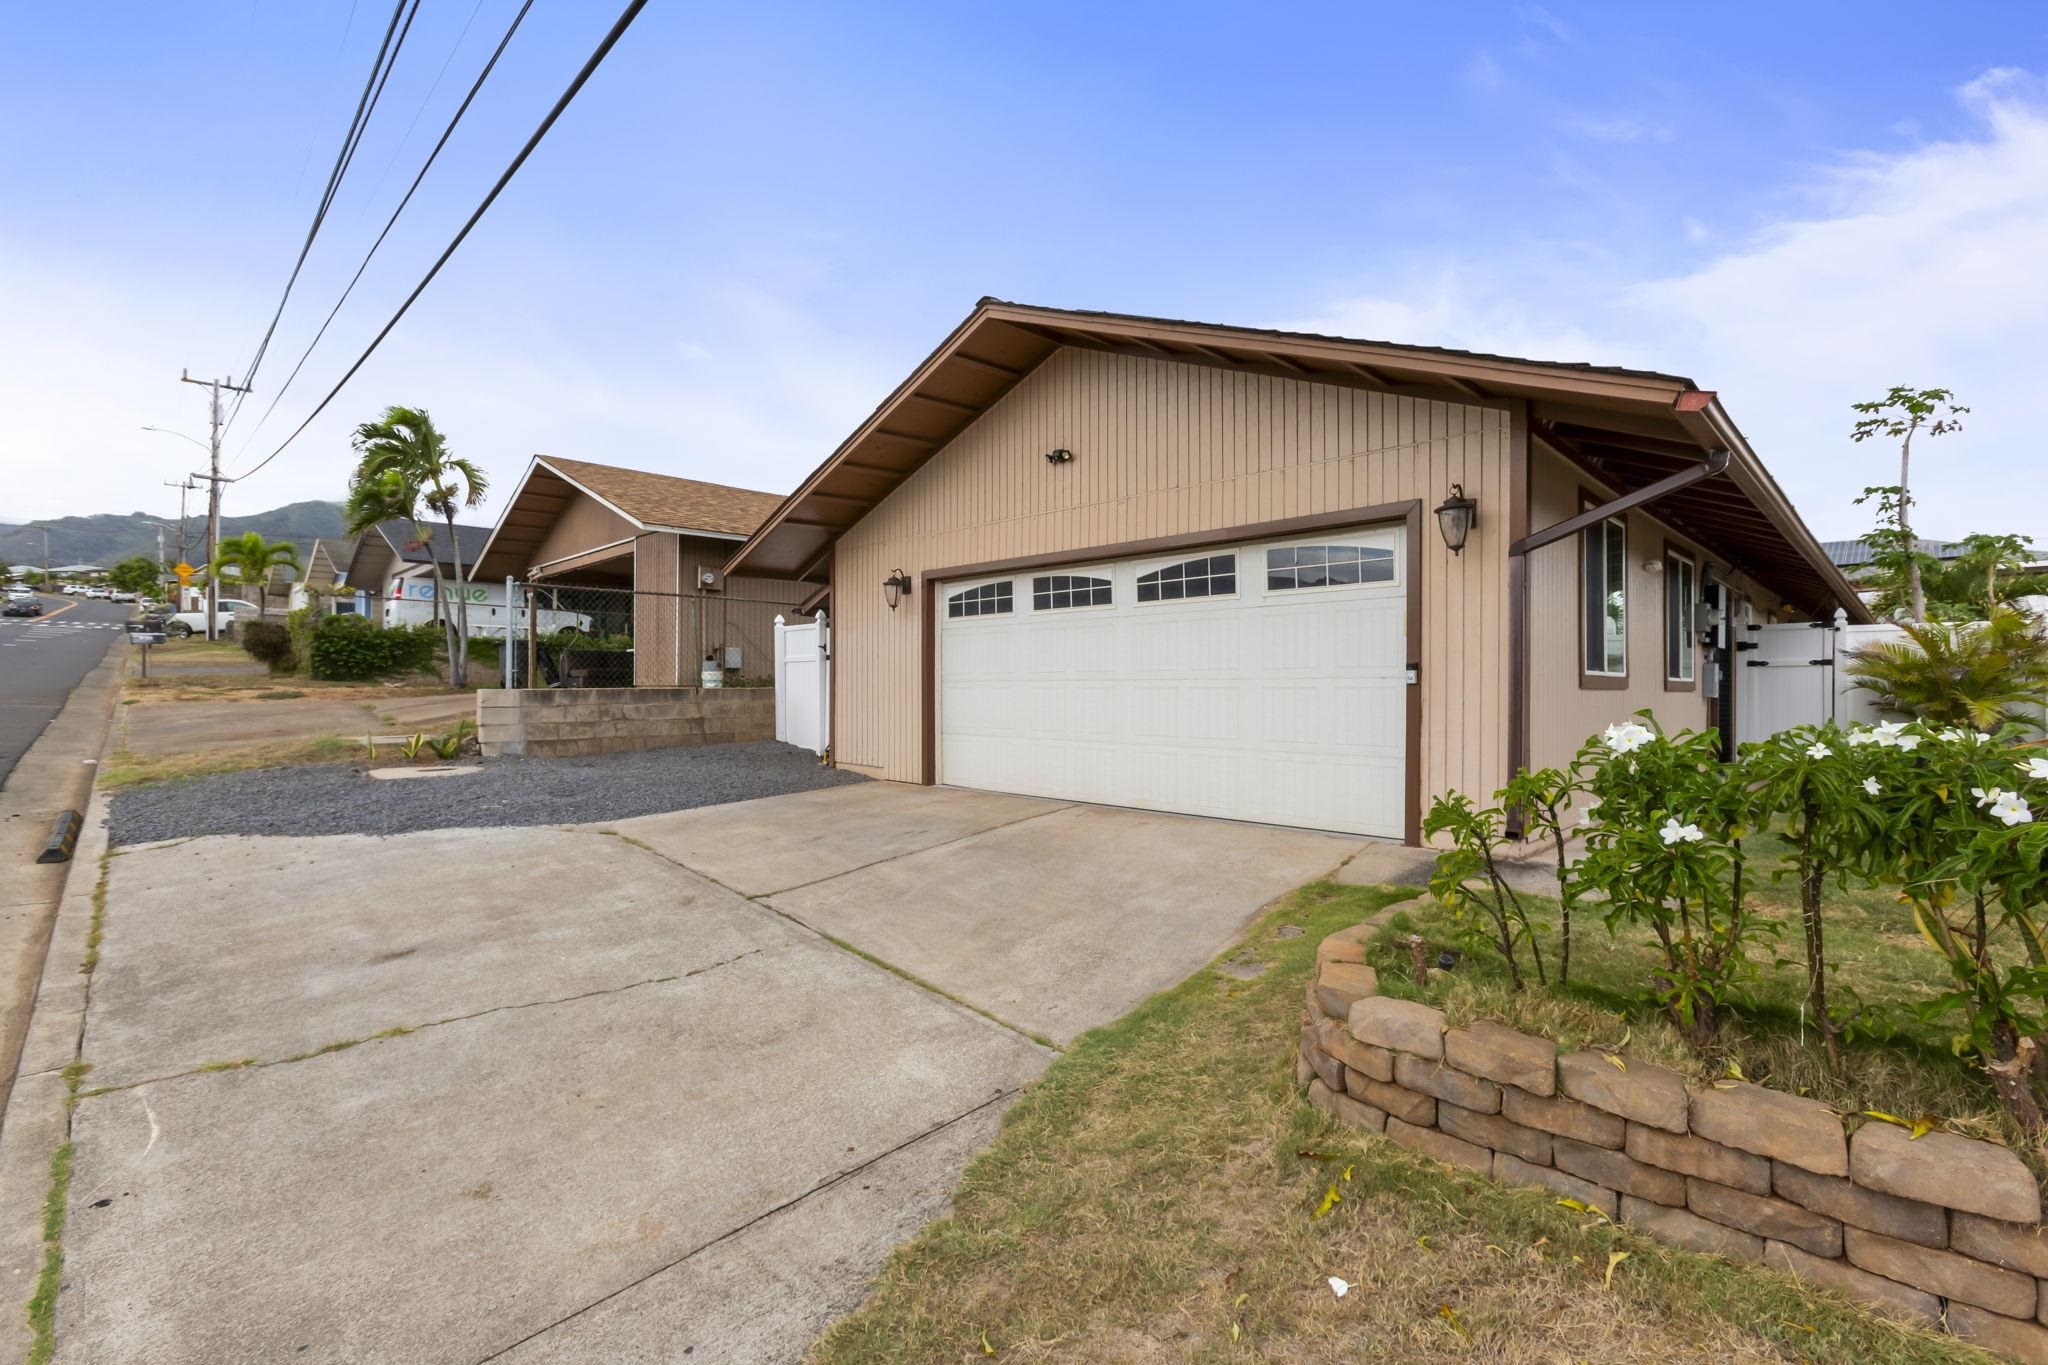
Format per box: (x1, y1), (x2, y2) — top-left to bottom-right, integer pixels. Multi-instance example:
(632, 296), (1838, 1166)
(1665, 546), (1697, 688)
(1580, 499), (1627, 684)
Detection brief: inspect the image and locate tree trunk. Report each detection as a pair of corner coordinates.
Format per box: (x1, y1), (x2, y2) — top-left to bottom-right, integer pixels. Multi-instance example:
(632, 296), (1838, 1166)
(1800, 848), (1843, 1075)
(1549, 825), (1572, 985)
(1988, 1026), (2045, 1138)
(1899, 424), (1925, 622)
(445, 514), (468, 688)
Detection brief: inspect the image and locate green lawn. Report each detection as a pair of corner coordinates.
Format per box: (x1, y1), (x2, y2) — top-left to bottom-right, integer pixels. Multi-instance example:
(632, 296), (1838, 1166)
(808, 879), (1978, 1363)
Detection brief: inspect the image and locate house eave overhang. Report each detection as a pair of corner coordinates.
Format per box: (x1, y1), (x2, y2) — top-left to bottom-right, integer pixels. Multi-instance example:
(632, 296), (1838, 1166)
(725, 299), (1868, 622)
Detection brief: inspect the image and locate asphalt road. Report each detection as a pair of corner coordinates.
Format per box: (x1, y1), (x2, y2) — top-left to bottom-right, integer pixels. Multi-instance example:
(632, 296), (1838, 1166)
(0, 596), (131, 789)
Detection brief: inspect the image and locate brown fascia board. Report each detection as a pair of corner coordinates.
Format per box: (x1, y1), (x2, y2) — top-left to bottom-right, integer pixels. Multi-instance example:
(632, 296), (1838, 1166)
(468, 456), (548, 580)
(978, 302), (1695, 410)
(1675, 396), (1874, 623)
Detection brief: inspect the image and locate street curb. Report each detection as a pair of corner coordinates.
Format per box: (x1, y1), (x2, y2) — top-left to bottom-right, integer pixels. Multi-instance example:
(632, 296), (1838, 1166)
(0, 645), (124, 1363)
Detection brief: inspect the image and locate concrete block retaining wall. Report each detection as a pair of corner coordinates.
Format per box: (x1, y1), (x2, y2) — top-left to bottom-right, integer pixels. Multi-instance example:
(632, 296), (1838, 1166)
(476, 687), (775, 758)
(1300, 912), (2048, 1362)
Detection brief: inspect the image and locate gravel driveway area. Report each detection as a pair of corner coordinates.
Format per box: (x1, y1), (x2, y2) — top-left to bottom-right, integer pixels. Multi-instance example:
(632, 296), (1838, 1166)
(108, 740), (865, 846)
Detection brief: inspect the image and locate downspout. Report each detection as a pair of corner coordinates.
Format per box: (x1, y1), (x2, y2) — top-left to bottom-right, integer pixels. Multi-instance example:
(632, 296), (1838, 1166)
(1505, 444), (1732, 828)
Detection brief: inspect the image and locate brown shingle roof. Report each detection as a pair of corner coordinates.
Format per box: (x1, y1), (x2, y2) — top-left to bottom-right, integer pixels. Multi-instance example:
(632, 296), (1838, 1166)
(539, 455), (784, 537)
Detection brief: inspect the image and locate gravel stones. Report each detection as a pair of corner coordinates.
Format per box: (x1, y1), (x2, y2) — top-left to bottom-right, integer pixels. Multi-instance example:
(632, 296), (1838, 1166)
(108, 741), (866, 845)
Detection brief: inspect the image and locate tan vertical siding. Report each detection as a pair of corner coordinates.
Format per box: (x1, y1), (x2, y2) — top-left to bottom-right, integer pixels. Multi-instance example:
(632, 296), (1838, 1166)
(1524, 445), (1779, 774)
(632, 533), (682, 686)
(531, 492), (635, 571)
(831, 348), (1512, 812)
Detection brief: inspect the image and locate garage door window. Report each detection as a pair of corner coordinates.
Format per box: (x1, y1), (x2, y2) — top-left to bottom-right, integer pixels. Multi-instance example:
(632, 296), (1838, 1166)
(947, 581), (1013, 618)
(1136, 554), (1236, 603)
(1032, 574), (1112, 610)
(1266, 544), (1394, 590)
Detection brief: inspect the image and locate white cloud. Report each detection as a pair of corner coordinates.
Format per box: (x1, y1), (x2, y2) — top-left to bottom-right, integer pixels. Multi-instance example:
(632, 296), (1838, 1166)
(1557, 112), (1676, 144)
(1291, 69), (2048, 542)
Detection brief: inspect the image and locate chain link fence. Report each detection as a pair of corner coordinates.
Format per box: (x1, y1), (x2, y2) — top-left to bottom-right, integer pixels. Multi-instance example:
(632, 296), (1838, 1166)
(501, 581), (809, 690)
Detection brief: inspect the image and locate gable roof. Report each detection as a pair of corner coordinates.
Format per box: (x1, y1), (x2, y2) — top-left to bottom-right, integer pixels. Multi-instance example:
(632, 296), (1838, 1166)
(379, 520), (493, 568)
(470, 455), (787, 580)
(724, 298), (1870, 621)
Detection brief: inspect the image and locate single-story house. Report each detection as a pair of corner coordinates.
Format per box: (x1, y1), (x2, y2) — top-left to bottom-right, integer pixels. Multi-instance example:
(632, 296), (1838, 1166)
(726, 299), (1870, 844)
(341, 519), (499, 630)
(470, 455), (811, 684)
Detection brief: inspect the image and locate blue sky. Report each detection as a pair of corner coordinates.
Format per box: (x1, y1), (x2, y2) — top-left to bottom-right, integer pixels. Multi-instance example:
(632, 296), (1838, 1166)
(3, 3), (2044, 544)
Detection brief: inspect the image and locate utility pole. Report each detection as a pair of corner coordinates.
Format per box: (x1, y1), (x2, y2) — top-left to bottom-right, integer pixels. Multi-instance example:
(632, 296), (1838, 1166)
(180, 370), (250, 640)
(162, 479), (194, 570)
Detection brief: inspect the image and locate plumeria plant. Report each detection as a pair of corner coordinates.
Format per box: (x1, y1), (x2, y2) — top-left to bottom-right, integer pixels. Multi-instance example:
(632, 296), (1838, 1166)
(1568, 717), (1772, 1046)
(1742, 721), (1898, 1074)
(1500, 767), (1579, 983)
(1858, 720), (2048, 1133)
(1422, 792), (1548, 990)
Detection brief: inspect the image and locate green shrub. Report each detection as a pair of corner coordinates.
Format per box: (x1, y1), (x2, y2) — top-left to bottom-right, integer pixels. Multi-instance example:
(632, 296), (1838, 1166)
(306, 616), (438, 680)
(239, 620), (295, 673)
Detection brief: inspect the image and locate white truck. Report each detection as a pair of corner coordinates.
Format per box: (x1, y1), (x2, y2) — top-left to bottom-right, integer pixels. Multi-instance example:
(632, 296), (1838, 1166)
(163, 597), (263, 637)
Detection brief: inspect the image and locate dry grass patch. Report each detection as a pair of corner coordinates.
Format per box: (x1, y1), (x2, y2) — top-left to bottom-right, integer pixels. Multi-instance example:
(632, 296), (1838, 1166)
(97, 736), (361, 790)
(809, 882), (1976, 1364)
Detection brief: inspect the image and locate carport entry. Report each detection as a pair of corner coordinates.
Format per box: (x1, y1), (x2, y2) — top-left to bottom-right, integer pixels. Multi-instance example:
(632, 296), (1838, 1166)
(936, 523), (1407, 838)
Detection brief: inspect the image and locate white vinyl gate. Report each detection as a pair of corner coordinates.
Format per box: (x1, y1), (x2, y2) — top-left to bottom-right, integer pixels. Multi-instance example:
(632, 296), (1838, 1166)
(774, 614), (829, 755)
(1733, 612), (1908, 746)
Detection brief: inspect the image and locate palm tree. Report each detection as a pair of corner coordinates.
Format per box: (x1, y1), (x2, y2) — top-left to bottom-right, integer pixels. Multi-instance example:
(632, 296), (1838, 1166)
(1844, 607), (2048, 732)
(344, 406), (488, 685)
(209, 532), (301, 618)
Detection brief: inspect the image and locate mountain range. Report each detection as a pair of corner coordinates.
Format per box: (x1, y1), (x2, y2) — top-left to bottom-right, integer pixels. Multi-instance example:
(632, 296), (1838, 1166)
(0, 501), (347, 570)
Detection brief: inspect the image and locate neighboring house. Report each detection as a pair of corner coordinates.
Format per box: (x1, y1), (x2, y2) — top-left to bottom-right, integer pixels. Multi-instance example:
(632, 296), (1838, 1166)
(726, 299), (1869, 844)
(285, 536), (358, 614)
(1822, 536), (2048, 612)
(341, 520), (503, 634)
(470, 455), (810, 684)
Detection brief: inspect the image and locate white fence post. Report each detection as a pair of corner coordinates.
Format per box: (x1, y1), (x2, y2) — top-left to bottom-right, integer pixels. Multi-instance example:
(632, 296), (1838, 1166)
(773, 615), (788, 744)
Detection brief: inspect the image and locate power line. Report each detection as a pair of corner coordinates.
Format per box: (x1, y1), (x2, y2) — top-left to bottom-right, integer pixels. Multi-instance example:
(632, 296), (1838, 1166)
(235, 0), (650, 485)
(225, 0), (417, 429)
(228, 0), (537, 467)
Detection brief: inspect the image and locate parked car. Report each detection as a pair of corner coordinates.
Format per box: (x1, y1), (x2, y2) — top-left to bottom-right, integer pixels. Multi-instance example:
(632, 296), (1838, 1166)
(111, 590), (137, 603)
(5, 587), (32, 603)
(165, 609), (231, 638)
(3, 599), (43, 617)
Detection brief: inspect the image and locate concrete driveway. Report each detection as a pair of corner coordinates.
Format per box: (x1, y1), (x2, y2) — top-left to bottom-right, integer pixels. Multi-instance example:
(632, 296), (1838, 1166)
(48, 781), (1362, 1362)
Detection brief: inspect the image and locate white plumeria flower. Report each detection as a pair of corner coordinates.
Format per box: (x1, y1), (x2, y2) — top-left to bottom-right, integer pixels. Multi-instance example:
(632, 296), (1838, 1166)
(1602, 721), (1655, 754)
(1895, 734), (1923, 751)
(1805, 741), (1832, 760)
(1659, 818), (1705, 845)
(1577, 797), (1602, 827)
(1973, 787), (2008, 809)
(1328, 1276), (1351, 1298)
(1938, 727), (1964, 743)
(1846, 728), (1878, 747)
(1990, 792), (2035, 827)
(2022, 757), (2048, 782)
(1877, 720), (1909, 740)
(1863, 776), (1882, 797)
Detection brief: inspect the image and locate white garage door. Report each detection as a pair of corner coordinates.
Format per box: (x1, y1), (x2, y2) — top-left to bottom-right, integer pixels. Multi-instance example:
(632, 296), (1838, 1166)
(938, 525), (1407, 837)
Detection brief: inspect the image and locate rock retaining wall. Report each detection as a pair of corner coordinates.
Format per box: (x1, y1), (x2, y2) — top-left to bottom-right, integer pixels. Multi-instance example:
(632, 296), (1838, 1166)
(476, 687), (774, 758)
(1299, 913), (2048, 1362)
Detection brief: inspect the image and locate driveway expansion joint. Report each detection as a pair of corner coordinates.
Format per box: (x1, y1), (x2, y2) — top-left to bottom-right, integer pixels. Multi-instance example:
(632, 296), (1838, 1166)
(72, 944), (780, 1098)
(470, 1086), (1027, 1364)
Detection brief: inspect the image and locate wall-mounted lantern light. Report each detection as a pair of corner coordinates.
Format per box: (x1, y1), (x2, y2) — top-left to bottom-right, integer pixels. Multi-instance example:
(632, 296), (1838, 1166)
(1433, 483), (1477, 555)
(883, 569), (913, 611)
(1045, 448), (1074, 465)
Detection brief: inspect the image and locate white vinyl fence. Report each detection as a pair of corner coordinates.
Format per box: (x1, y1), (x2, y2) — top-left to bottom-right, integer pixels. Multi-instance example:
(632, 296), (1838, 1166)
(1735, 608), (2045, 744)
